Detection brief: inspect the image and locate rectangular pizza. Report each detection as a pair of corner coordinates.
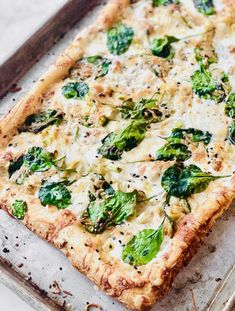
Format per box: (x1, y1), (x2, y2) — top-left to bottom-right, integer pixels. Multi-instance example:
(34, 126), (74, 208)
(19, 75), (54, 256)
(0, 0), (235, 310)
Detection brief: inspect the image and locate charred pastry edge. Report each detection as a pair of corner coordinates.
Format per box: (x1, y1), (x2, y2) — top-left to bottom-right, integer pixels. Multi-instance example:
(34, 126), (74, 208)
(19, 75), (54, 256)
(0, 0), (235, 310)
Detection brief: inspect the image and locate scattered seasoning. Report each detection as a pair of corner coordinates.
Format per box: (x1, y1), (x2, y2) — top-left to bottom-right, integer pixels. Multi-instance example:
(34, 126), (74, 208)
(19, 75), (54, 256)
(215, 277), (221, 282)
(2, 247), (10, 253)
(18, 263), (23, 268)
(59, 267), (63, 271)
(4, 236), (8, 240)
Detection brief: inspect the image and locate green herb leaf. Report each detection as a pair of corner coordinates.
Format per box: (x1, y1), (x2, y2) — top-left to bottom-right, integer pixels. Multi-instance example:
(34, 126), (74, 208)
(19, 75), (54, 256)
(118, 98), (166, 122)
(194, 46), (217, 68)
(228, 121), (235, 145)
(225, 93), (235, 119)
(8, 156), (24, 177)
(81, 190), (138, 233)
(107, 24), (134, 55)
(153, 0), (179, 6)
(62, 82), (89, 99)
(151, 36), (179, 60)
(98, 119), (149, 160)
(20, 110), (64, 134)
(168, 128), (212, 145)
(122, 223), (164, 266)
(193, 0), (215, 16)
(90, 174), (115, 199)
(156, 142), (191, 162)
(191, 67), (231, 103)
(38, 181), (72, 209)
(161, 163), (226, 201)
(85, 55), (112, 79)
(12, 200), (28, 220)
(24, 147), (53, 172)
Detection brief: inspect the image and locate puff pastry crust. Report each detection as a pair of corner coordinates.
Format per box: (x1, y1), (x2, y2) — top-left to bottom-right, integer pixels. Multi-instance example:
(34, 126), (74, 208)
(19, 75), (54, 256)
(0, 1), (235, 310)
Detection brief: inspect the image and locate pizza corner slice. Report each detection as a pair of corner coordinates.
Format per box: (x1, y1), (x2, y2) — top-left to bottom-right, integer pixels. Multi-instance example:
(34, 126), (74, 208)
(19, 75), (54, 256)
(0, 0), (235, 310)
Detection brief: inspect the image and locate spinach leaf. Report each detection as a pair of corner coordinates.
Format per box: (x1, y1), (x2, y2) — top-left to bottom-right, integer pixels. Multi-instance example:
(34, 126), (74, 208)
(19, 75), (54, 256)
(98, 119), (149, 160)
(38, 180), (72, 209)
(225, 93), (235, 119)
(12, 200), (28, 220)
(20, 110), (64, 133)
(156, 142), (191, 162)
(24, 147), (53, 172)
(168, 128), (212, 145)
(62, 82), (89, 99)
(118, 98), (165, 122)
(191, 67), (230, 103)
(81, 190), (138, 233)
(85, 55), (112, 79)
(161, 163), (226, 201)
(228, 121), (235, 145)
(151, 36), (179, 60)
(193, 0), (215, 16)
(8, 156), (24, 177)
(89, 174), (115, 200)
(107, 24), (134, 55)
(153, 0), (179, 6)
(194, 46), (217, 69)
(122, 223), (164, 266)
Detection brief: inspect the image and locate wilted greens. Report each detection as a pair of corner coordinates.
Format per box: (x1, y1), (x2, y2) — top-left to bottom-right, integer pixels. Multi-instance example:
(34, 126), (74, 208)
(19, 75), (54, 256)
(192, 67), (230, 103)
(151, 36), (179, 60)
(193, 0), (215, 16)
(12, 200), (28, 220)
(81, 190), (138, 233)
(85, 55), (112, 79)
(38, 180), (72, 209)
(153, 0), (179, 6)
(167, 127), (212, 145)
(107, 24), (134, 55)
(194, 46), (217, 69)
(20, 110), (64, 133)
(225, 93), (235, 119)
(155, 128), (211, 162)
(8, 147), (74, 184)
(24, 147), (53, 172)
(156, 142), (191, 162)
(62, 81), (89, 99)
(228, 121), (235, 145)
(192, 49), (230, 103)
(122, 221), (164, 266)
(161, 163), (228, 204)
(118, 98), (167, 123)
(98, 119), (149, 160)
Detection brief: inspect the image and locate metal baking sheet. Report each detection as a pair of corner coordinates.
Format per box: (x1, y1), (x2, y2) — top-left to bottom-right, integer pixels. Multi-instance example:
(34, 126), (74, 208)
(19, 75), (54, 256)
(0, 1), (235, 310)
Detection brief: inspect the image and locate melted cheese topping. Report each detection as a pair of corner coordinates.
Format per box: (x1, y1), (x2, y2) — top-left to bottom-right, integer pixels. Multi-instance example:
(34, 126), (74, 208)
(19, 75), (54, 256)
(0, 0), (235, 268)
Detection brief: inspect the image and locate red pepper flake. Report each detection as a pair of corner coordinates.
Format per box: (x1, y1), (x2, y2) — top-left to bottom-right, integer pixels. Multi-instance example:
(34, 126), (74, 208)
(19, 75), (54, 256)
(51, 280), (61, 295)
(86, 303), (103, 311)
(9, 84), (22, 93)
(63, 290), (73, 297)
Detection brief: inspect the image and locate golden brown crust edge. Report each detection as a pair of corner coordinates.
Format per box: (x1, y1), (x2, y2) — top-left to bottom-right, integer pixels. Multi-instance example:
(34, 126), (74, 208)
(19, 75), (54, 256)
(62, 180), (235, 311)
(0, 1), (235, 311)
